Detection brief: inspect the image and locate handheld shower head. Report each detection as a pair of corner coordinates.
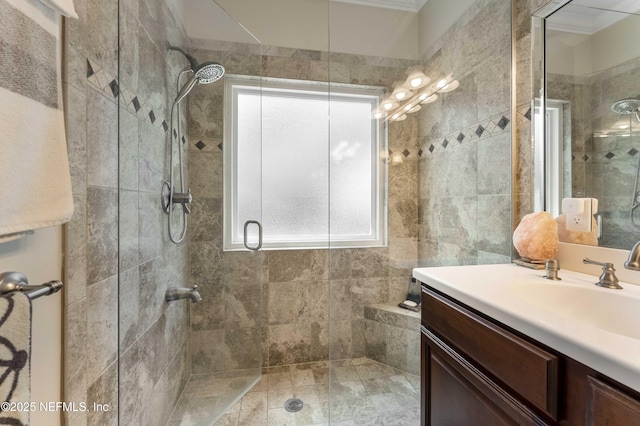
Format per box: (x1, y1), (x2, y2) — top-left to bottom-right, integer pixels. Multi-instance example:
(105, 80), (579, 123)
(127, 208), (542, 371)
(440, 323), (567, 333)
(174, 62), (225, 104)
(612, 98), (640, 123)
(194, 61), (225, 84)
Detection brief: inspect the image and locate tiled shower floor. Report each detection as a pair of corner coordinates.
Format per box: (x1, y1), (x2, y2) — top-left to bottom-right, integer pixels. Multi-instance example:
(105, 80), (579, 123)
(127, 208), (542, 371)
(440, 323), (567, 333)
(168, 358), (420, 426)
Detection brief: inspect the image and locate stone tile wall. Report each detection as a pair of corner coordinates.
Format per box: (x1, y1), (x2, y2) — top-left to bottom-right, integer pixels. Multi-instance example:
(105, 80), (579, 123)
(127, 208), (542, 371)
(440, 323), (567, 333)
(187, 39), (420, 370)
(417, 0), (514, 266)
(62, 0), (191, 424)
(363, 304), (420, 375)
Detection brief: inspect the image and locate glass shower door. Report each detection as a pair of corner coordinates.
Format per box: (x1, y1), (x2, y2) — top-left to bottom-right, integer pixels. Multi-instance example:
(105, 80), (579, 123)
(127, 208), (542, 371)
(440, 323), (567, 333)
(117, 0), (264, 424)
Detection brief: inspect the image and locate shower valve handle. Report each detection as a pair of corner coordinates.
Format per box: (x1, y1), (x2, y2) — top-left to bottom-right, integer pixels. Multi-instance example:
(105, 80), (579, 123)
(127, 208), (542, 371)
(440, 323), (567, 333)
(172, 188), (192, 215)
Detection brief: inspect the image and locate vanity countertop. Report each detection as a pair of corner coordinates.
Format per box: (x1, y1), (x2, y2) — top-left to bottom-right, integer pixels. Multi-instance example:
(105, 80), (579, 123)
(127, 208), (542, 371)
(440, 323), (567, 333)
(414, 263), (640, 392)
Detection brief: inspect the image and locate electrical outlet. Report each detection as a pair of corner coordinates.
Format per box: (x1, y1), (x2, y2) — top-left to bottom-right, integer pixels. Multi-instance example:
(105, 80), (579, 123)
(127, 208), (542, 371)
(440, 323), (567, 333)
(562, 198), (598, 232)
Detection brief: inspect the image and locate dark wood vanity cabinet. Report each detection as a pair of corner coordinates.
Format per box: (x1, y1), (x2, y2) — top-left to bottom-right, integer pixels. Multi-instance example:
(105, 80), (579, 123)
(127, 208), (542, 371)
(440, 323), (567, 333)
(420, 283), (640, 425)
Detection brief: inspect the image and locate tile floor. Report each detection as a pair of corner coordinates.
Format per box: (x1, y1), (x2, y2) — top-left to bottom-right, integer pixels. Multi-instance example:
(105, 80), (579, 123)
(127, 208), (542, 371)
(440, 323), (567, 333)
(169, 358), (420, 426)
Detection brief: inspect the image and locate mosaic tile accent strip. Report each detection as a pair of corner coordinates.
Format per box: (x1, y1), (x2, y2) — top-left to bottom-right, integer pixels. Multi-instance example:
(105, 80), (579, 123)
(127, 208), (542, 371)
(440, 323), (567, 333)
(605, 152), (615, 159)
(402, 149), (410, 157)
(84, 56), (169, 135)
(629, 148), (638, 156)
(420, 110), (511, 156)
(109, 80), (119, 98)
(497, 116), (509, 130)
(87, 60), (95, 78)
(195, 141), (206, 150)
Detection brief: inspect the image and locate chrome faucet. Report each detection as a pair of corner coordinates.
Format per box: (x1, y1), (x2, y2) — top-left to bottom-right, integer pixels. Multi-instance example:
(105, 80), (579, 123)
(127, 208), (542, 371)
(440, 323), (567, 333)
(625, 240), (640, 271)
(543, 259), (561, 280)
(583, 258), (623, 289)
(166, 285), (202, 303)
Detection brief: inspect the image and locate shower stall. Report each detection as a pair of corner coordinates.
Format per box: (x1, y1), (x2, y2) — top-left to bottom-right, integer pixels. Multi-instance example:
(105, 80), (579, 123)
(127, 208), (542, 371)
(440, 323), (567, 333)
(57, 0), (517, 422)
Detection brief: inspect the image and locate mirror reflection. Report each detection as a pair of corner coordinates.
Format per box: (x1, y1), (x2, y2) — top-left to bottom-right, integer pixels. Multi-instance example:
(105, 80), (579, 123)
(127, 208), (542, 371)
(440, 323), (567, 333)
(538, 0), (640, 250)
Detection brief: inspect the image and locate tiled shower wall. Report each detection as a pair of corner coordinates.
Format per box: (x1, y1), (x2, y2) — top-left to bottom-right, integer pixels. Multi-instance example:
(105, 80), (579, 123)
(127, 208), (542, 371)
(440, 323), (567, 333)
(187, 39), (420, 370)
(62, 0), (191, 424)
(417, 0), (513, 266)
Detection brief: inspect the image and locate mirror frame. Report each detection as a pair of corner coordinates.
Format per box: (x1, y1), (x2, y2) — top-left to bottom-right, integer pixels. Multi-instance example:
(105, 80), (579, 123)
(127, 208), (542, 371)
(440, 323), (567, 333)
(531, 0), (573, 214)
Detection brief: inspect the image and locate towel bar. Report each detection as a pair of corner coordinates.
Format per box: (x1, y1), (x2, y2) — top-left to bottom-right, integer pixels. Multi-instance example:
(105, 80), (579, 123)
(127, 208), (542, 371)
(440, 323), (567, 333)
(0, 272), (63, 300)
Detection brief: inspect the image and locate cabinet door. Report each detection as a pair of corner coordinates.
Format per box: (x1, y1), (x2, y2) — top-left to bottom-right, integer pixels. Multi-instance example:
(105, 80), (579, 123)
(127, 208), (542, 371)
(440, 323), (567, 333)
(587, 376), (640, 425)
(422, 328), (548, 426)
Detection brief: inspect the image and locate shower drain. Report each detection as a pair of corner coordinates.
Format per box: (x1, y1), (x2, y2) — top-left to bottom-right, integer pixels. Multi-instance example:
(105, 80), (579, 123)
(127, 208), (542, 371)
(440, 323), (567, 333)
(284, 398), (304, 413)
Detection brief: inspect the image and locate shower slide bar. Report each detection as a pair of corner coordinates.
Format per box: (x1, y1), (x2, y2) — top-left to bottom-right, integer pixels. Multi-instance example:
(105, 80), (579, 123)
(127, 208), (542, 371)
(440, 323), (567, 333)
(0, 271), (63, 300)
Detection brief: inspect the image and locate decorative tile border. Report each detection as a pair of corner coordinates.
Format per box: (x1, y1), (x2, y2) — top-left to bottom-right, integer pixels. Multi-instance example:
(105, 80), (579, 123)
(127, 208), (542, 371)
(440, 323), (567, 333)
(86, 58), (170, 136)
(419, 110), (513, 156)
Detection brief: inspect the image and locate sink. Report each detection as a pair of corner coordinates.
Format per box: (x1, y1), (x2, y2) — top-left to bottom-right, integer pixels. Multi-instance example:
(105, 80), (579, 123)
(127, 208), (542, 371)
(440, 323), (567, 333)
(509, 281), (640, 340)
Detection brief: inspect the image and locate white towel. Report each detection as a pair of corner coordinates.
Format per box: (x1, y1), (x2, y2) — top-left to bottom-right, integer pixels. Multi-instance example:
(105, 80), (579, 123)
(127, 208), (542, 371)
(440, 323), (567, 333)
(0, 293), (32, 426)
(0, 0), (74, 242)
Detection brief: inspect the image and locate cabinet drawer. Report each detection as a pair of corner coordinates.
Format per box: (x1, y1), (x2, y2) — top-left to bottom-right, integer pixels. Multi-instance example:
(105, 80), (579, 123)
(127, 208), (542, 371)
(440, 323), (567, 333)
(422, 286), (559, 420)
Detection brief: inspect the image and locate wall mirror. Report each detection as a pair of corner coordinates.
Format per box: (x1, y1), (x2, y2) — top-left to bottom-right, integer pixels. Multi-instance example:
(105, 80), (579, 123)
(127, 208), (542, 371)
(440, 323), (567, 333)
(532, 0), (640, 250)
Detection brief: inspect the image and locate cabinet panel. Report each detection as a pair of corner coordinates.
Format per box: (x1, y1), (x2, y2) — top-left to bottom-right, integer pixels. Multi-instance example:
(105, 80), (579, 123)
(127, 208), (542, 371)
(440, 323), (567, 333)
(423, 328), (547, 426)
(587, 376), (640, 425)
(422, 286), (558, 419)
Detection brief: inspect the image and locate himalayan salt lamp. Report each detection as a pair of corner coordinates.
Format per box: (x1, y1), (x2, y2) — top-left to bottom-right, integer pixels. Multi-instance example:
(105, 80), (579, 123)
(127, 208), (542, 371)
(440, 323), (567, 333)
(513, 211), (559, 260)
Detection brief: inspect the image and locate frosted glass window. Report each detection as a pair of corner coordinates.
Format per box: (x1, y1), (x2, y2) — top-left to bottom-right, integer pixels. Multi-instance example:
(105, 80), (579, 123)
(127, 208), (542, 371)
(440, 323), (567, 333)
(224, 76), (386, 250)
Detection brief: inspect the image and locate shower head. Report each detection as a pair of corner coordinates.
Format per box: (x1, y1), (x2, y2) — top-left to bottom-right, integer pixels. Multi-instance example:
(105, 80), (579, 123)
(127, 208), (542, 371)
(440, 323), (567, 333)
(194, 61), (225, 84)
(612, 98), (640, 122)
(174, 62), (225, 104)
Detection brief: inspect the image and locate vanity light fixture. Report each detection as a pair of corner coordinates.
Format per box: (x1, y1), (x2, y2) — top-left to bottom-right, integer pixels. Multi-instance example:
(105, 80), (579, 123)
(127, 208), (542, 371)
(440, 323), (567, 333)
(379, 72), (459, 122)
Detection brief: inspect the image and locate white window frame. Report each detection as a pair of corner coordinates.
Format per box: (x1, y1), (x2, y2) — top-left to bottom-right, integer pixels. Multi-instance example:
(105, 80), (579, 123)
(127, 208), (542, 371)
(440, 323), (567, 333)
(534, 100), (565, 217)
(223, 75), (387, 251)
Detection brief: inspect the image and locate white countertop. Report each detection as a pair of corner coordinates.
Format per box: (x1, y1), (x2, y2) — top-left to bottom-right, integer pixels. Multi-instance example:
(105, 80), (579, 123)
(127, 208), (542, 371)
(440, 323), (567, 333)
(413, 263), (640, 392)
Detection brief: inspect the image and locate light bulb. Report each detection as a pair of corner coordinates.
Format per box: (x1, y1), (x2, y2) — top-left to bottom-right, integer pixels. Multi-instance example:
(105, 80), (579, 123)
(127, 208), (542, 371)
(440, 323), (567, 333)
(404, 104), (414, 111)
(391, 82), (413, 102)
(420, 94), (438, 104)
(392, 113), (400, 120)
(439, 79), (459, 93)
(405, 67), (429, 89)
(408, 104), (421, 113)
(382, 100), (397, 110)
(437, 79), (448, 89)
(395, 90), (408, 100)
